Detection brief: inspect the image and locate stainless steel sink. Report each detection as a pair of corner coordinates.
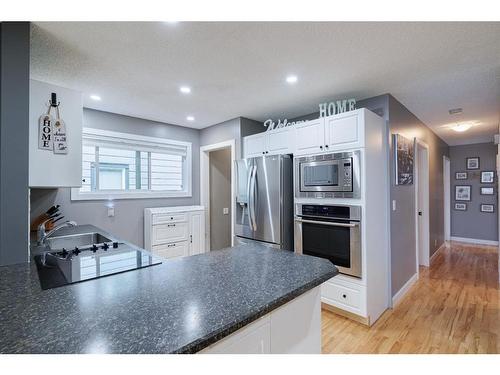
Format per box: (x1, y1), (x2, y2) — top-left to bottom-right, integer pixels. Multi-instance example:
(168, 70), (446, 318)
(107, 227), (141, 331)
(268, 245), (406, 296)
(46, 232), (112, 250)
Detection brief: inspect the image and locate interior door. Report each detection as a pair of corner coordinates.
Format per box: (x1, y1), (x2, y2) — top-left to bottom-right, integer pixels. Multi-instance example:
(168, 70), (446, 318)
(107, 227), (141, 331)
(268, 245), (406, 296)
(252, 155), (282, 244)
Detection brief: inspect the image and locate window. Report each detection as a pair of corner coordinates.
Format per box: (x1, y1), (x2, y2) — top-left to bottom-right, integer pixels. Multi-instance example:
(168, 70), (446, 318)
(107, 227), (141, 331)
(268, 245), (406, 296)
(71, 128), (192, 200)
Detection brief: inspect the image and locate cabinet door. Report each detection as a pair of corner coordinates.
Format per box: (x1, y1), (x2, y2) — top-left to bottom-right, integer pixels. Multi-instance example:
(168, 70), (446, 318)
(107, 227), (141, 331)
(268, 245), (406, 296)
(243, 133), (266, 158)
(152, 241), (189, 259)
(294, 118), (325, 156)
(324, 113), (361, 150)
(152, 222), (189, 245)
(266, 127), (295, 155)
(189, 211), (205, 255)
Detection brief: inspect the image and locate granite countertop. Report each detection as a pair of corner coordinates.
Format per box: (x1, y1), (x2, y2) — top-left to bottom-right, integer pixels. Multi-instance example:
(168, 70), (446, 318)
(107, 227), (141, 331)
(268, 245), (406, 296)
(0, 225), (338, 354)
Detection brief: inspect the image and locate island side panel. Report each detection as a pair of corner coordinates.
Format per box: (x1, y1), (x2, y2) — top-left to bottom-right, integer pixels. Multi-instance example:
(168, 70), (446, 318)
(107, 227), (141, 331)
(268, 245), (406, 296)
(200, 286), (321, 354)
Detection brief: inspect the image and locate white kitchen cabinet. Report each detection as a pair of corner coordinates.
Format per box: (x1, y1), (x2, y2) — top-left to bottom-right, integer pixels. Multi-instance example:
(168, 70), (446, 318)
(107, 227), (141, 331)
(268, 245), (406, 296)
(294, 118), (325, 156)
(200, 286), (320, 354)
(243, 132), (266, 157)
(144, 206), (205, 259)
(243, 127), (295, 158)
(324, 112), (364, 151)
(29, 80), (83, 187)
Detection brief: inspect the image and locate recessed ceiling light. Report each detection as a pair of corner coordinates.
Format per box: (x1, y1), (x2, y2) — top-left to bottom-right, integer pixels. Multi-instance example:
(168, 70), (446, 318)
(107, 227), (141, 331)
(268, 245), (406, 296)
(90, 94), (101, 101)
(180, 86), (191, 94)
(452, 123), (472, 132)
(286, 75), (298, 84)
(186, 116), (195, 122)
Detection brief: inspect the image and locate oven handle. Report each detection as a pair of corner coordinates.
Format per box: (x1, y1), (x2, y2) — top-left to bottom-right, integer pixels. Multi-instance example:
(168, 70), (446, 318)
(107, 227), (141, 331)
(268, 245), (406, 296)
(294, 218), (359, 228)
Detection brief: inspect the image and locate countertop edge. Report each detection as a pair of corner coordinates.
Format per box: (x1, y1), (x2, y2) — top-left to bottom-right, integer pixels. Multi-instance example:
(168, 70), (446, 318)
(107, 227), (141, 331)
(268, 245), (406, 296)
(177, 269), (338, 354)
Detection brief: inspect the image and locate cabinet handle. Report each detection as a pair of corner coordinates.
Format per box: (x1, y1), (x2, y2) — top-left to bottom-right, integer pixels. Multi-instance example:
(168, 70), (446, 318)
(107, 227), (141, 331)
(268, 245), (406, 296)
(190, 234), (193, 243)
(342, 294), (347, 299)
(167, 224), (176, 227)
(319, 145), (323, 149)
(325, 145), (329, 148)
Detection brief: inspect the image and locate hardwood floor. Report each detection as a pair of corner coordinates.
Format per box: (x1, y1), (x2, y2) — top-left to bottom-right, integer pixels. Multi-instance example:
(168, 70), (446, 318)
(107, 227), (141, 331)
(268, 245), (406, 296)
(321, 241), (500, 353)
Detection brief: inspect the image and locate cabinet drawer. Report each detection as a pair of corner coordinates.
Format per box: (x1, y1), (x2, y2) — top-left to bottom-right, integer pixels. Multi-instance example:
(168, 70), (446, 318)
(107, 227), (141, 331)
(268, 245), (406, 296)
(152, 213), (187, 224)
(152, 222), (189, 245)
(152, 241), (189, 259)
(322, 280), (362, 310)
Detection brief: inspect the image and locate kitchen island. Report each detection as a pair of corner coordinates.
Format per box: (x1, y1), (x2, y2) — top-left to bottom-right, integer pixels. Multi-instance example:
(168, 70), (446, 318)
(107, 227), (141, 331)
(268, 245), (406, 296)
(0, 225), (337, 354)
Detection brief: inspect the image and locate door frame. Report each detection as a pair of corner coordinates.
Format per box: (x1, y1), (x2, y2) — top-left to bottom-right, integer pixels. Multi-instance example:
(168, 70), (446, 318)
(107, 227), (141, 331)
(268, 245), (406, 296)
(443, 156), (451, 242)
(200, 140), (236, 251)
(414, 138), (430, 270)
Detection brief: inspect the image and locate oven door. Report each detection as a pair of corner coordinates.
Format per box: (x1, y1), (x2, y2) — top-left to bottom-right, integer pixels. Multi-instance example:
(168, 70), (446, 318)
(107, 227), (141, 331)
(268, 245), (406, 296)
(294, 217), (361, 278)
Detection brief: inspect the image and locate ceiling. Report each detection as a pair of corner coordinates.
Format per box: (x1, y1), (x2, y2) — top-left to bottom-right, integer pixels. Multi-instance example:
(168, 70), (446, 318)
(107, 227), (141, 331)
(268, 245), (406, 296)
(30, 22), (500, 145)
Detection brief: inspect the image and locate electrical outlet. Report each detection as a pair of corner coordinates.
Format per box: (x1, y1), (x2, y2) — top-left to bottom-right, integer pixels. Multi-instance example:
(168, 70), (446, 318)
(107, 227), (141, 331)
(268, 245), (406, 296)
(107, 207), (115, 217)
(223, 207), (229, 215)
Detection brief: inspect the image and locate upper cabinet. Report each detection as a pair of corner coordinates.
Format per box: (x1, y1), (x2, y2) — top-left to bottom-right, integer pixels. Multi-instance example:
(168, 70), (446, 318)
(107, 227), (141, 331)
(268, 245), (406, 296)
(324, 112), (364, 151)
(295, 118), (325, 155)
(243, 126), (296, 158)
(29, 80), (83, 187)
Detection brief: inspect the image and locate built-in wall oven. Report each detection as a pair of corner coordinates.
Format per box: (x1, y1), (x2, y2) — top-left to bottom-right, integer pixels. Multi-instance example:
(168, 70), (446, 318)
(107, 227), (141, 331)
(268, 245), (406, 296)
(294, 150), (360, 199)
(294, 203), (362, 278)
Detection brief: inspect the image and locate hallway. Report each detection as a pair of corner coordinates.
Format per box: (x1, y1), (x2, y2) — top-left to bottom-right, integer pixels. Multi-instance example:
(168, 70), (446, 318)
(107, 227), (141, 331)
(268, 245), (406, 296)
(322, 241), (500, 353)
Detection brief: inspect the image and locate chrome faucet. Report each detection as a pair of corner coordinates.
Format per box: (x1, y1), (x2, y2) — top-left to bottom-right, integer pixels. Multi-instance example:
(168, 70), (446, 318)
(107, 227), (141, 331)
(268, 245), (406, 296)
(37, 220), (77, 246)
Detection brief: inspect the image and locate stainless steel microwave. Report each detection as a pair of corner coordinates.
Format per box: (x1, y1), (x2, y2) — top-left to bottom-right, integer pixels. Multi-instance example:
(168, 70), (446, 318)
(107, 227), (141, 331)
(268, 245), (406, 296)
(294, 150), (361, 199)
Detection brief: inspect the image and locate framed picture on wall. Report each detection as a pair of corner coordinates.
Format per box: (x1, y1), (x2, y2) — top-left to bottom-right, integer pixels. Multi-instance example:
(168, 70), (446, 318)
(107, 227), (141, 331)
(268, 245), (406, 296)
(393, 134), (414, 185)
(455, 172), (468, 180)
(454, 203), (467, 211)
(480, 204), (494, 213)
(466, 157), (480, 170)
(480, 187), (495, 195)
(455, 185), (471, 201)
(480, 171), (495, 183)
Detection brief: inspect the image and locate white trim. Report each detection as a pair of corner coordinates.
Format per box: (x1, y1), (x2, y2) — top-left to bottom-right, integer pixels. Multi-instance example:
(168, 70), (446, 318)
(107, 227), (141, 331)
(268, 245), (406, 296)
(71, 128), (192, 201)
(391, 273), (418, 307)
(200, 140), (236, 252)
(450, 236), (499, 246)
(414, 139), (430, 269)
(430, 241), (446, 265)
(443, 156), (451, 241)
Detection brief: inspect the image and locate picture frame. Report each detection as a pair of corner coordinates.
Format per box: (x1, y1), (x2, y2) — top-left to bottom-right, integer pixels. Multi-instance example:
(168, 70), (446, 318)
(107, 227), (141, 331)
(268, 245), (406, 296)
(480, 171), (495, 183)
(480, 204), (494, 213)
(455, 185), (471, 201)
(393, 134), (414, 185)
(455, 172), (467, 180)
(454, 203), (467, 211)
(466, 157), (480, 170)
(480, 187), (494, 195)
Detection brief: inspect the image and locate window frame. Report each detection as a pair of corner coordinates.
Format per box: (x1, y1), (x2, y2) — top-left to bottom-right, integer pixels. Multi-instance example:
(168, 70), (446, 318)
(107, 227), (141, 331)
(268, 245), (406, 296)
(71, 128), (192, 201)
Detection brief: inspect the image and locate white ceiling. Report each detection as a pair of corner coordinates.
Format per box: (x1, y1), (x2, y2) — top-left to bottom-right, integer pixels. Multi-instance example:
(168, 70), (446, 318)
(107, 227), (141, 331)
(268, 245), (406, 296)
(31, 22), (500, 145)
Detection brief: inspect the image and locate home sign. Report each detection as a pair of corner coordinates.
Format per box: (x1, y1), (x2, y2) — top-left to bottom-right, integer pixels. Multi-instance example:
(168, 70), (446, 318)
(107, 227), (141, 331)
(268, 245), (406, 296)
(264, 97), (357, 132)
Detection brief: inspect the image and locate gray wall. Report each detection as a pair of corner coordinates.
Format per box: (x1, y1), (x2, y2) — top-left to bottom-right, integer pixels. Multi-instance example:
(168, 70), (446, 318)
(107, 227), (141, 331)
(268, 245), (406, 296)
(30, 108), (200, 248)
(209, 148), (231, 250)
(0, 22), (30, 266)
(450, 142), (498, 241)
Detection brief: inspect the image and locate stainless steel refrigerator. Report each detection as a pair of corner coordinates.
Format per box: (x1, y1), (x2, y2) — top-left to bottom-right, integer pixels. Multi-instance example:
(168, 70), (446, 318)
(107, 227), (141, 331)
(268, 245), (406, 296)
(234, 154), (293, 250)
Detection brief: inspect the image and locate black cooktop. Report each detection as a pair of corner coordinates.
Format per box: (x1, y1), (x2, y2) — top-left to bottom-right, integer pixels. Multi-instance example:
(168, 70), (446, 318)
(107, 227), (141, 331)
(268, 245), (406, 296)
(34, 242), (162, 290)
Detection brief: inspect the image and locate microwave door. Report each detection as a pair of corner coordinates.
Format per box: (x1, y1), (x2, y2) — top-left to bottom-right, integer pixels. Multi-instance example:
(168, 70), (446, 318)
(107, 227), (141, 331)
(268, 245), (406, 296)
(252, 156), (282, 245)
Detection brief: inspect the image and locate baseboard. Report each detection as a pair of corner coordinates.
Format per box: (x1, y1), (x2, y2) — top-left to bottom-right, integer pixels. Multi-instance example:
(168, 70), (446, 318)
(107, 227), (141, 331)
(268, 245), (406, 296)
(321, 303), (370, 326)
(450, 236), (499, 246)
(391, 273), (418, 307)
(429, 242), (446, 265)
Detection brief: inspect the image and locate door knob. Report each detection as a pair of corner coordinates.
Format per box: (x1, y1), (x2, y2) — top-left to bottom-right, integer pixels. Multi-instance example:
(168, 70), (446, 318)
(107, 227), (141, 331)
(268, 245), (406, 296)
(418, 211), (422, 216)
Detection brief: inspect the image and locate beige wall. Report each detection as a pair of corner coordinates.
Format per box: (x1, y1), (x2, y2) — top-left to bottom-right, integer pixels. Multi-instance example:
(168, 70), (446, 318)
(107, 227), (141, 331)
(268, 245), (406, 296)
(209, 148), (232, 250)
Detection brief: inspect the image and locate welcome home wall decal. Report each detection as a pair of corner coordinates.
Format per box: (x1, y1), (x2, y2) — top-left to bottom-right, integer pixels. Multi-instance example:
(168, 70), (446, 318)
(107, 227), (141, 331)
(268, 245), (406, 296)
(264, 98), (356, 132)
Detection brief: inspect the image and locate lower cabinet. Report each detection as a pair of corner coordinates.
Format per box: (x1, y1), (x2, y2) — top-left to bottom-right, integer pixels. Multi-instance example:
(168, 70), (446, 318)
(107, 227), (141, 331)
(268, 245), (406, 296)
(200, 286), (321, 354)
(321, 276), (368, 322)
(144, 206), (205, 259)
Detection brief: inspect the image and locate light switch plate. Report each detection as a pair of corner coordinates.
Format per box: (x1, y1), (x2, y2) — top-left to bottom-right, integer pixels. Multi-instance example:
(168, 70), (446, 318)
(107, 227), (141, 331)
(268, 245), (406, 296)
(107, 207), (115, 217)
(223, 207), (229, 215)
(392, 200), (397, 211)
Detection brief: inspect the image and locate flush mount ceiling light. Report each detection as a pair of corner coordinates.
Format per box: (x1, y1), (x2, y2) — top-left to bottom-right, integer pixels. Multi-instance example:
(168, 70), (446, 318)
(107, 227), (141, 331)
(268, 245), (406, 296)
(180, 86), (191, 94)
(452, 123), (473, 132)
(286, 75), (298, 84)
(90, 94), (101, 101)
(449, 107), (463, 115)
(186, 116), (195, 122)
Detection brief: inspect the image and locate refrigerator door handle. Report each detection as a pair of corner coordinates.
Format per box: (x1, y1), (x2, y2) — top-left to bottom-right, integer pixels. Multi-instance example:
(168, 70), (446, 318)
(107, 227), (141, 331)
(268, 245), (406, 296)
(245, 163), (253, 228)
(249, 165), (257, 231)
